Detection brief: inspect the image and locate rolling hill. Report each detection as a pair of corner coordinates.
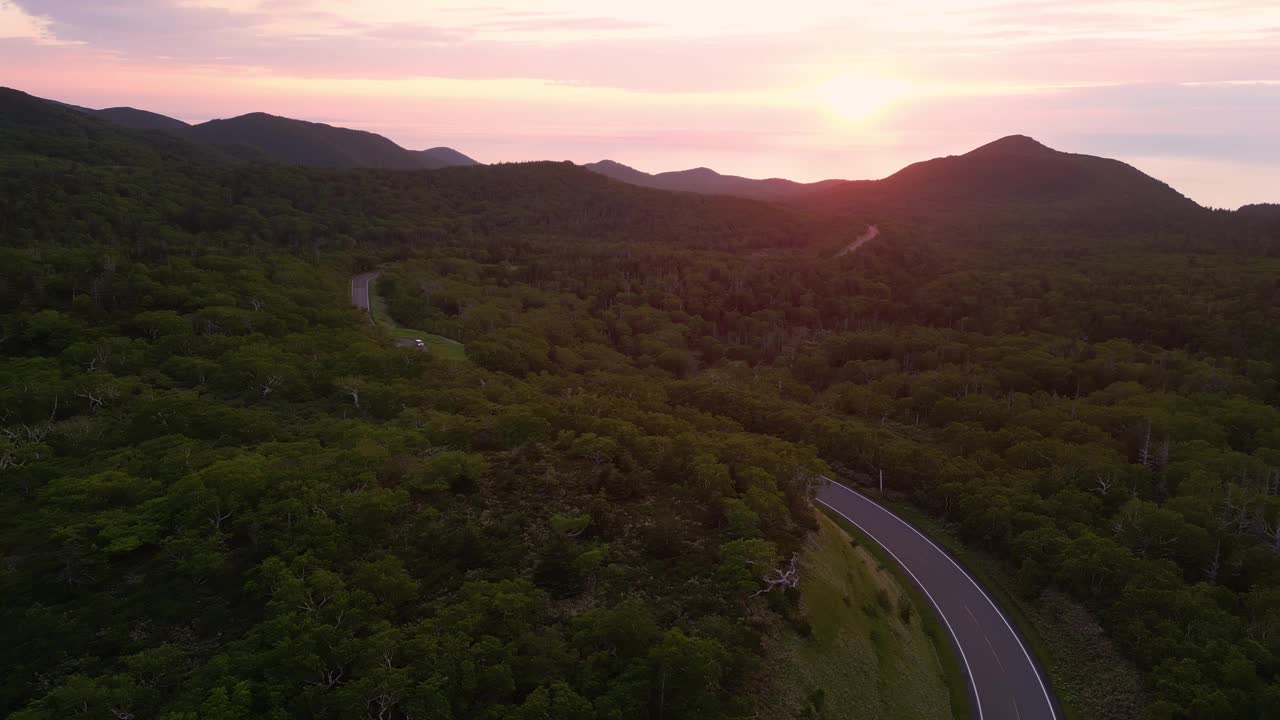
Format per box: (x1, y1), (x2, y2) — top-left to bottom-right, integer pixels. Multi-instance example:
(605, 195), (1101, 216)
(184, 115), (478, 169)
(88, 107), (191, 132)
(185, 112), (426, 170)
(1, 87), (245, 165)
(53, 95), (479, 171)
(584, 159), (847, 201)
(588, 136), (1200, 221)
(417, 146), (479, 168)
(805, 135), (1201, 218)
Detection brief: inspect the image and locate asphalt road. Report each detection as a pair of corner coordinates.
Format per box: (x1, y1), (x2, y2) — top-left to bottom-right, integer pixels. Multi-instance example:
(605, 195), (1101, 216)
(816, 479), (1057, 720)
(350, 271), (378, 311)
(350, 271), (423, 349)
(835, 224), (880, 257)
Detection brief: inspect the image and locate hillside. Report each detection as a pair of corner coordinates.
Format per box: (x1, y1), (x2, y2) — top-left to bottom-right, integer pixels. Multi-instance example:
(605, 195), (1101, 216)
(90, 107), (191, 131)
(585, 159), (847, 200)
(0, 87), (241, 165)
(417, 146), (480, 168)
(1, 89), (807, 251)
(53, 96), (478, 171)
(805, 135), (1201, 220)
(186, 112), (427, 170)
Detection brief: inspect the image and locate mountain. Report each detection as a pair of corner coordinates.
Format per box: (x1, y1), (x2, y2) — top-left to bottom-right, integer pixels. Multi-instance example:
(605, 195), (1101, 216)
(1237, 203), (1280, 218)
(52, 97), (480, 171)
(886, 135), (1194, 206)
(416, 146), (480, 168)
(589, 136), (1200, 218)
(806, 135), (1200, 218)
(584, 159), (847, 201)
(0, 87), (242, 165)
(185, 112), (428, 170)
(90, 107), (190, 132)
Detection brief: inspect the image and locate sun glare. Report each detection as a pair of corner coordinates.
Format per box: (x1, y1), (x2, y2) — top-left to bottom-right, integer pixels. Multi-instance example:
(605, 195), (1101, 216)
(807, 73), (914, 124)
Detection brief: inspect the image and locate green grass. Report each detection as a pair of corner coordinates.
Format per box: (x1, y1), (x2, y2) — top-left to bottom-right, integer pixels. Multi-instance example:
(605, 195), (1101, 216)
(367, 275), (467, 361)
(819, 509), (972, 720)
(873, 495), (1148, 720)
(750, 512), (960, 720)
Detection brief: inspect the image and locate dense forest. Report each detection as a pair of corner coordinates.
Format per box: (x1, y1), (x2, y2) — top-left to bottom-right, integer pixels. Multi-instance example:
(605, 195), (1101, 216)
(3, 87), (1280, 720)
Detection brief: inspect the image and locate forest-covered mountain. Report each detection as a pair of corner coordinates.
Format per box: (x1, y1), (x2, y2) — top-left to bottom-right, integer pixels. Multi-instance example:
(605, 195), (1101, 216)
(3, 86), (1280, 720)
(586, 136), (1201, 222)
(186, 112), (427, 170)
(584, 159), (847, 200)
(186, 113), (486, 170)
(418, 146), (480, 167)
(48, 91), (479, 170)
(82, 106), (192, 132)
(803, 134), (1201, 222)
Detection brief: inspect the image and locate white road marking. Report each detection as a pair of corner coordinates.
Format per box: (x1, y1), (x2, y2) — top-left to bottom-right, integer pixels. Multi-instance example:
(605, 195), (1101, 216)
(822, 478), (1059, 720)
(964, 605), (1005, 671)
(816, 496), (985, 720)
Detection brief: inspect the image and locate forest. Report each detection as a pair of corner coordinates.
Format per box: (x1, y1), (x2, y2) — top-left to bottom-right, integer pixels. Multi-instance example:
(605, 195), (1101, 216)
(3, 87), (1280, 720)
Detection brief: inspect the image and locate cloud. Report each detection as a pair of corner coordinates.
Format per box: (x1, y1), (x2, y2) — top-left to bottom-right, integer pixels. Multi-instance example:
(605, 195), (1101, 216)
(0, 0), (73, 43)
(9, 1), (1280, 95)
(3, 0), (1279, 207)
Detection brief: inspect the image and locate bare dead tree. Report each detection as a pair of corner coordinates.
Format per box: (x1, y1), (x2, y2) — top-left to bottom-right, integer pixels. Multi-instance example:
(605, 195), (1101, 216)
(1262, 519), (1280, 555)
(209, 506), (233, 531)
(367, 693), (400, 720)
(75, 388), (106, 412)
(1137, 421), (1154, 470)
(339, 382), (361, 409)
(752, 553), (800, 597)
(1205, 542), (1222, 582)
(259, 375), (283, 398)
(1217, 488), (1253, 539)
(310, 666), (344, 689)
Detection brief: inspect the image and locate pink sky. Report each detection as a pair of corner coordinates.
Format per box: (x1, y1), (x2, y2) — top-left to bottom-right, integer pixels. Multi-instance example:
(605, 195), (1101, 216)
(3, 0), (1279, 208)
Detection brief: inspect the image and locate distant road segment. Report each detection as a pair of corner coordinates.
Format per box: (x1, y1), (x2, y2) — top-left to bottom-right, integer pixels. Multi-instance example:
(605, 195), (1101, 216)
(835, 224), (880, 257)
(351, 271), (378, 313)
(816, 479), (1058, 720)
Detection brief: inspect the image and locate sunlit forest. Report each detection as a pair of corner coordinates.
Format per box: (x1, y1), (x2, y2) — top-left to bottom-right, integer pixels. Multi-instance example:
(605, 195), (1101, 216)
(3, 88), (1280, 720)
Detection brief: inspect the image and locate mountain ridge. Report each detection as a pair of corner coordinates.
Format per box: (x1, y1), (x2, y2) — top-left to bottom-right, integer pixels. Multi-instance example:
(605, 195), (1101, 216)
(48, 95), (479, 170)
(584, 159), (847, 201)
(1, 88), (1229, 216)
(91, 106), (192, 132)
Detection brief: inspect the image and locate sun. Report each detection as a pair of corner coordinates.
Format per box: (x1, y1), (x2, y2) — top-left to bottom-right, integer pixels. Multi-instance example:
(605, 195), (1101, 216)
(807, 73), (914, 124)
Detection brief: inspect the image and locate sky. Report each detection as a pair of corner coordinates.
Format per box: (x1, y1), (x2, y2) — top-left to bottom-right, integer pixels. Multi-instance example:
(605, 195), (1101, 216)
(2, 0), (1278, 208)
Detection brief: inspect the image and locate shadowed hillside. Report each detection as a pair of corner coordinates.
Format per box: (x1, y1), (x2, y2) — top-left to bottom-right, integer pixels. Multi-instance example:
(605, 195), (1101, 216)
(89, 107), (191, 132)
(52, 93), (479, 171)
(417, 146), (480, 168)
(585, 159), (847, 201)
(187, 112), (427, 170)
(805, 135), (1201, 222)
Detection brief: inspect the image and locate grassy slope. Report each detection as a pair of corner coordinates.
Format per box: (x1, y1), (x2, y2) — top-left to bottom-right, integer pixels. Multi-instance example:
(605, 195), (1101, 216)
(368, 275), (467, 361)
(881, 498), (1149, 720)
(751, 511), (960, 720)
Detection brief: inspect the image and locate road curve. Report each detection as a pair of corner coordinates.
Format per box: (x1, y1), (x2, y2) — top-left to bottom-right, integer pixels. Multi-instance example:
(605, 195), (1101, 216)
(816, 479), (1057, 720)
(835, 224), (880, 257)
(351, 271), (378, 312)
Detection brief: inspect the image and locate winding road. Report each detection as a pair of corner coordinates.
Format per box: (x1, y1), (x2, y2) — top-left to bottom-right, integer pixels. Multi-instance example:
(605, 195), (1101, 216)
(351, 271), (378, 312)
(835, 224), (880, 257)
(350, 271), (422, 349)
(816, 479), (1058, 720)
